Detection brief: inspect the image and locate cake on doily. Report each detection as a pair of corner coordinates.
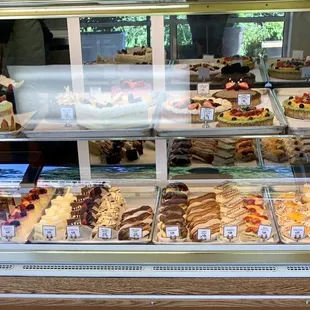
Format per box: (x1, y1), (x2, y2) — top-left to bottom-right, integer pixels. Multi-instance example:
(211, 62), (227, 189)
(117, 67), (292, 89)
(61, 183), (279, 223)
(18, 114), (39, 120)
(76, 92), (149, 130)
(0, 96), (16, 131)
(114, 47), (152, 64)
(283, 93), (310, 119)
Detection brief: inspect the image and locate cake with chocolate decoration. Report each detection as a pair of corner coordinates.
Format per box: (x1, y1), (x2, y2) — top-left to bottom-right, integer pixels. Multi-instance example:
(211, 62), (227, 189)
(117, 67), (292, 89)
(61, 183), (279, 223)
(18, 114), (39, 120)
(213, 63), (256, 83)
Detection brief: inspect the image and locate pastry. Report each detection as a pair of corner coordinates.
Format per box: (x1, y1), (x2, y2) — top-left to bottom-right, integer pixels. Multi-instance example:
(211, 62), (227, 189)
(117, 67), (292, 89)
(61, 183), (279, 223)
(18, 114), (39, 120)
(0, 96), (16, 132)
(212, 150), (235, 166)
(217, 55), (255, 70)
(115, 47), (152, 64)
(283, 93), (310, 119)
(213, 63), (256, 83)
(217, 107), (274, 127)
(188, 62), (222, 82)
(268, 58), (310, 80)
(213, 79), (261, 107)
(261, 138), (288, 163)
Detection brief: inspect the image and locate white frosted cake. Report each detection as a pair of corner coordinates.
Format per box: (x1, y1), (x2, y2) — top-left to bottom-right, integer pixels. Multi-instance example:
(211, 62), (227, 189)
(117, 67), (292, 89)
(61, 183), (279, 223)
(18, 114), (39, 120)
(76, 93), (149, 130)
(0, 99), (16, 131)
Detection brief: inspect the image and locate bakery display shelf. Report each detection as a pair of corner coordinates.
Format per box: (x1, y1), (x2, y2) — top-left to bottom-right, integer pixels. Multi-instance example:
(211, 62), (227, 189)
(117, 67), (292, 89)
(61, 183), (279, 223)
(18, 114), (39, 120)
(273, 87), (310, 135)
(155, 88), (287, 137)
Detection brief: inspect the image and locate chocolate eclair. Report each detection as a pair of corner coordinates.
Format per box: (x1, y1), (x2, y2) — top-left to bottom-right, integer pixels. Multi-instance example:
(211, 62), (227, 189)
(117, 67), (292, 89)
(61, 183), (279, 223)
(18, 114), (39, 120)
(118, 222), (151, 240)
(162, 196), (188, 206)
(188, 193), (216, 205)
(120, 211), (153, 226)
(189, 219), (221, 241)
(159, 205), (185, 216)
(121, 205), (153, 220)
(163, 182), (189, 194)
(188, 213), (220, 230)
(162, 191), (188, 201)
(187, 200), (218, 215)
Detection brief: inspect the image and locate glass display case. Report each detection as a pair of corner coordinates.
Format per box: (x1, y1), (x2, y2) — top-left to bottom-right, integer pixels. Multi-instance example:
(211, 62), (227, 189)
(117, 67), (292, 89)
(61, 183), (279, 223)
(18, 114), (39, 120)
(2, 0), (310, 308)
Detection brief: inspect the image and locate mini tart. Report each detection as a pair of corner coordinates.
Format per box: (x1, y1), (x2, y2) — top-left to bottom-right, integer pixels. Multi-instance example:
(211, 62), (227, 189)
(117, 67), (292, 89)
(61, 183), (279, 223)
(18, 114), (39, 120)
(268, 59), (310, 80)
(283, 94), (310, 119)
(217, 56), (255, 70)
(217, 107), (274, 127)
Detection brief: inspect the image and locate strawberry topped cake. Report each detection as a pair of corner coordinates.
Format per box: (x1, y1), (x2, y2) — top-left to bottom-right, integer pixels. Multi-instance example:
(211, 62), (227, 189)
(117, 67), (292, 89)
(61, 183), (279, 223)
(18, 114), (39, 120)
(283, 93), (310, 119)
(268, 58), (310, 80)
(217, 55), (255, 70)
(213, 79), (261, 106)
(217, 106), (274, 127)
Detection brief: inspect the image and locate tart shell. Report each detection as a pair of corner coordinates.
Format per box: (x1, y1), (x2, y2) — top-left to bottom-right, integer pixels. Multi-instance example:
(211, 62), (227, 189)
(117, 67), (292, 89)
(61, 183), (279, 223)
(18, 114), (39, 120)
(283, 99), (310, 119)
(268, 68), (302, 80)
(213, 90), (261, 107)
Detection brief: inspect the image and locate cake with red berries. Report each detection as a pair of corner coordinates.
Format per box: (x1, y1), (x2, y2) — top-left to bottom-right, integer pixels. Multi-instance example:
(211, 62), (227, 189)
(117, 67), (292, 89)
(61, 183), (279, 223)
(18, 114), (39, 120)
(217, 107), (274, 127)
(213, 79), (261, 107)
(217, 55), (255, 70)
(283, 93), (310, 119)
(268, 58), (310, 80)
(0, 96), (16, 131)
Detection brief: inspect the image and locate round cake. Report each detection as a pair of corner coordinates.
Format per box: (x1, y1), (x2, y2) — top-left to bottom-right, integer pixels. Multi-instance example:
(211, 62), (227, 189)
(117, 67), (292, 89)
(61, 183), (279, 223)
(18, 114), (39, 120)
(188, 62), (222, 82)
(268, 58), (310, 80)
(217, 55), (255, 70)
(114, 47), (152, 64)
(217, 107), (274, 127)
(283, 93), (310, 119)
(0, 96), (16, 131)
(213, 79), (261, 106)
(213, 63), (255, 83)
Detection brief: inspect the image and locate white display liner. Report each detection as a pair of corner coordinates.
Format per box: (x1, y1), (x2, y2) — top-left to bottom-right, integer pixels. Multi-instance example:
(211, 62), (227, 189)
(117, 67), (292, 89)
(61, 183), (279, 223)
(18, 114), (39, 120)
(267, 184), (310, 244)
(28, 186), (160, 244)
(156, 88), (286, 137)
(153, 184), (279, 245)
(273, 87), (310, 135)
(0, 188), (55, 244)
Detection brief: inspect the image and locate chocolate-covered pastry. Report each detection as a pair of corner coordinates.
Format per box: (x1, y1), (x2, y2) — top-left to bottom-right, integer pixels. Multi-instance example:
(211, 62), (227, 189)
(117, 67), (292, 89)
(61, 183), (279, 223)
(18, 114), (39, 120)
(169, 155), (191, 167)
(163, 182), (189, 194)
(126, 149), (139, 161)
(160, 205), (186, 215)
(121, 205), (153, 220)
(188, 193), (216, 205)
(162, 191), (188, 201)
(162, 196), (188, 206)
(213, 63), (256, 83)
(120, 212), (153, 226)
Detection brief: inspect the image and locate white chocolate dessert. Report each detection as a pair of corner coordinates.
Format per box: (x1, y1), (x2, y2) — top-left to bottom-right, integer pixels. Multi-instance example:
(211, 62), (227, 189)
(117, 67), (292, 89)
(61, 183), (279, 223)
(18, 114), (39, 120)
(0, 99), (16, 131)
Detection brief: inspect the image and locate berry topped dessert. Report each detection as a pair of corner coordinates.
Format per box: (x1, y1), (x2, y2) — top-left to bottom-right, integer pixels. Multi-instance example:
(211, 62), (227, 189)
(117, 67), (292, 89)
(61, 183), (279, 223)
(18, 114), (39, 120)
(217, 55), (255, 70)
(213, 63), (256, 83)
(283, 93), (310, 119)
(268, 58), (310, 80)
(217, 106), (274, 127)
(213, 79), (261, 106)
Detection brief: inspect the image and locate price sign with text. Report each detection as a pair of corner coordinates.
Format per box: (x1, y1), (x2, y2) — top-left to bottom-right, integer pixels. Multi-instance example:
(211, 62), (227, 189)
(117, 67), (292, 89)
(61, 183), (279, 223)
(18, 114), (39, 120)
(129, 227), (143, 240)
(224, 226), (238, 241)
(66, 226), (81, 239)
(198, 67), (210, 81)
(42, 225), (56, 240)
(238, 93), (251, 106)
(1, 225), (15, 239)
(98, 227), (112, 239)
(257, 225), (272, 240)
(197, 83), (210, 95)
(302, 67), (310, 79)
(200, 107), (215, 122)
(290, 226), (305, 241)
(197, 229), (211, 241)
(292, 50), (304, 59)
(166, 226), (180, 239)
(60, 107), (74, 121)
(203, 55), (214, 61)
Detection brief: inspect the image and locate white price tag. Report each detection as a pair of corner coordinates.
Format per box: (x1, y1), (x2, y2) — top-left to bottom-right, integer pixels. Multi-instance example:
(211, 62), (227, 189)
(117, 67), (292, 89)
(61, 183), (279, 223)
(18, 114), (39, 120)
(292, 50), (304, 59)
(89, 86), (102, 99)
(302, 67), (310, 79)
(197, 83), (210, 95)
(66, 226), (81, 239)
(203, 54), (214, 61)
(166, 225), (180, 239)
(198, 67), (210, 81)
(129, 227), (143, 240)
(98, 227), (112, 239)
(257, 225), (272, 241)
(290, 226), (305, 241)
(231, 59), (243, 66)
(238, 93), (251, 106)
(197, 228), (211, 241)
(1, 225), (15, 240)
(60, 107), (74, 120)
(200, 107), (215, 122)
(42, 225), (56, 240)
(224, 226), (238, 241)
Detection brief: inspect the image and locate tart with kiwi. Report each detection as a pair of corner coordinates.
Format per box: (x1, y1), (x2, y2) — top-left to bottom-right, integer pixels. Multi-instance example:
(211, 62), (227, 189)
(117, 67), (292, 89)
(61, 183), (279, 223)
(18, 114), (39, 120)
(283, 93), (310, 119)
(213, 79), (261, 107)
(268, 58), (310, 80)
(217, 55), (255, 70)
(217, 106), (274, 127)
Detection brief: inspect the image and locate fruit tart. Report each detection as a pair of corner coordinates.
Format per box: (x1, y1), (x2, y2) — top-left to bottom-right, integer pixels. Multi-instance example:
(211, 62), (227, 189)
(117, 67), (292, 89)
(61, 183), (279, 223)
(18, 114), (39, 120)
(217, 55), (255, 70)
(213, 79), (261, 107)
(268, 58), (310, 80)
(283, 93), (310, 119)
(217, 106), (274, 127)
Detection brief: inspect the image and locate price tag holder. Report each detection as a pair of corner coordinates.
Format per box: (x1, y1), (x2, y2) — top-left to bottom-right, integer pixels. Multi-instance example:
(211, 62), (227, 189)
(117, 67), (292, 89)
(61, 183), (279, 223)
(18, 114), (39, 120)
(197, 228), (211, 241)
(197, 83), (210, 95)
(290, 226), (305, 242)
(200, 107), (215, 128)
(198, 67), (210, 81)
(42, 225), (56, 241)
(1, 225), (15, 241)
(66, 226), (81, 240)
(224, 226), (238, 242)
(98, 227), (112, 240)
(257, 225), (272, 242)
(302, 67), (310, 80)
(166, 225), (180, 240)
(129, 227), (143, 240)
(203, 54), (214, 61)
(60, 107), (74, 128)
(232, 59), (243, 66)
(238, 93), (251, 107)
(292, 50), (304, 59)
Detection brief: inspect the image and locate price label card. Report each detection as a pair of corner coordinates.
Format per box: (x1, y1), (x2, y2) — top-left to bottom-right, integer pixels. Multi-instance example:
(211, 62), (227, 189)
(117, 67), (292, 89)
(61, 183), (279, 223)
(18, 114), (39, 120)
(1, 225), (15, 239)
(129, 227), (143, 240)
(238, 93), (251, 106)
(66, 226), (81, 239)
(60, 107), (74, 120)
(292, 50), (304, 59)
(197, 83), (210, 95)
(232, 59), (243, 66)
(90, 86), (102, 99)
(200, 107), (215, 122)
(203, 54), (214, 61)
(302, 67), (310, 79)
(257, 225), (272, 240)
(166, 226), (180, 239)
(306, 56), (310, 62)
(198, 67), (210, 81)
(290, 226), (305, 240)
(224, 226), (238, 239)
(42, 225), (56, 240)
(197, 228), (211, 241)
(98, 227), (112, 239)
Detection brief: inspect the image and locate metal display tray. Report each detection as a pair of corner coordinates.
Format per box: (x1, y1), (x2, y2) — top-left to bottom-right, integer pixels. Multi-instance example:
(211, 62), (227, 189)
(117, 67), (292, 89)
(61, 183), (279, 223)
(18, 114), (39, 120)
(153, 183), (280, 245)
(155, 88), (287, 137)
(272, 87), (310, 135)
(28, 185), (160, 244)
